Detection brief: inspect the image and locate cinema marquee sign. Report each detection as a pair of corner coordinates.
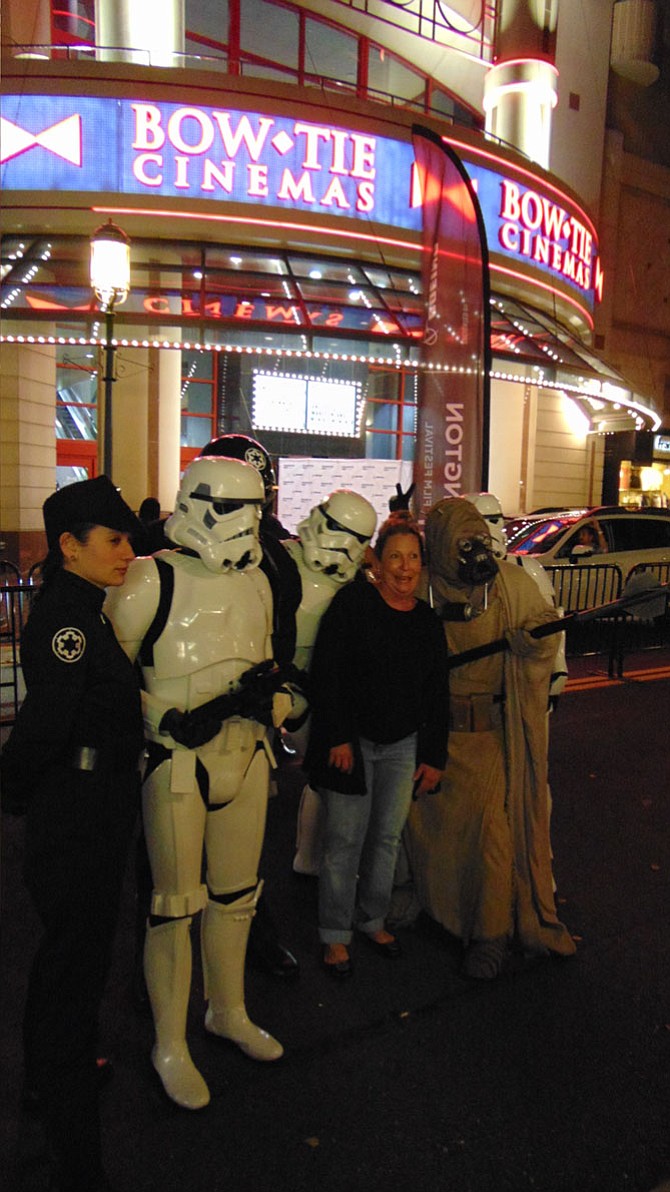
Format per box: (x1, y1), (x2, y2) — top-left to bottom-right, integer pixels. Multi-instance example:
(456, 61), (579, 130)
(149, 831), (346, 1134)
(1, 92), (601, 313)
(459, 155), (603, 303)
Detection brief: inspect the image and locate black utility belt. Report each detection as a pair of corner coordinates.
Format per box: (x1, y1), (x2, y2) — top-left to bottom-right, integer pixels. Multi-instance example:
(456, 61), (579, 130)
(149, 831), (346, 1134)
(67, 745), (141, 774)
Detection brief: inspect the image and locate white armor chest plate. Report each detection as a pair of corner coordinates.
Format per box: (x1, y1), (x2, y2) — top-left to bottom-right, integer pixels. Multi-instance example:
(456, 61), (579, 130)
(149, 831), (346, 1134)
(284, 540), (342, 672)
(140, 556), (272, 718)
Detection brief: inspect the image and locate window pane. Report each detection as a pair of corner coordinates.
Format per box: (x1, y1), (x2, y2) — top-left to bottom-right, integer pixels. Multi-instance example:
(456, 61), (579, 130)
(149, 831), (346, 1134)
(431, 89), (457, 120)
(56, 465), (90, 487)
(240, 0), (298, 70)
(305, 19), (357, 84)
(181, 416), (213, 448)
(401, 436), (415, 462)
(289, 257), (365, 283)
(369, 402), (396, 431)
(182, 350), (213, 382)
(402, 404), (417, 434)
(182, 380), (213, 416)
(244, 62), (297, 82)
(56, 403), (98, 439)
(186, 0), (229, 45)
(56, 346), (98, 440)
(607, 518), (670, 550)
(365, 430), (394, 459)
(204, 249), (287, 274)
(368, 46), (426, 107)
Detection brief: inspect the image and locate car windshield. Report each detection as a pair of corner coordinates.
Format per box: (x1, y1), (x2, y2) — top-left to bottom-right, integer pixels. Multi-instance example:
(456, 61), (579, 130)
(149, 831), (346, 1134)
(506, 514), (584, 555)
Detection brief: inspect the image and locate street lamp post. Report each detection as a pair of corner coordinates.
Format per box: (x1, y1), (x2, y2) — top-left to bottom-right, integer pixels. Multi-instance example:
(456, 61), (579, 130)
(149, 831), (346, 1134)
(89, 221), (131, 480)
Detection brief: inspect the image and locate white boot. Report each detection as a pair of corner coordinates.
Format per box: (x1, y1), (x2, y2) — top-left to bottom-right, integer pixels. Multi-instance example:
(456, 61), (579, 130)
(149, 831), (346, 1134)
(144, 918), (210, 1109)
(292, 784), (324, 876)
(201, 892), (283, 1062)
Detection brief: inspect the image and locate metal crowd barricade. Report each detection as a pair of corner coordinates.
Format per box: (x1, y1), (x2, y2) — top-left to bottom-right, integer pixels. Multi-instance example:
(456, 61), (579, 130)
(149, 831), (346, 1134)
(542, 560), (669, 675)
(543, 562), (624, 614)
(608, 561), (670, 676)
(542, 563), (623, 666)
(0, 564), (39, 727)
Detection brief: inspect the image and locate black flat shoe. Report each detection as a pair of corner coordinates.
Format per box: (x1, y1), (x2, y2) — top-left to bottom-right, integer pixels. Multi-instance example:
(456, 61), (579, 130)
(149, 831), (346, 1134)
(247, 937), (300, 980)
(321, 948), (353, 978)
(363, 934), (402, 958)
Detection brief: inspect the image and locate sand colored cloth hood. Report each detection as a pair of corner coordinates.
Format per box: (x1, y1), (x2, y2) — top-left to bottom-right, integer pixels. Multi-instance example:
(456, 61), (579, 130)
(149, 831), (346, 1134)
(425, 498), (498, 599)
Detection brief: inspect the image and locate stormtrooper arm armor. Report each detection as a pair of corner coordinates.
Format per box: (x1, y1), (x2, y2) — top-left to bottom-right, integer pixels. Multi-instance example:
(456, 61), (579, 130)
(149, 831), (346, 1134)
(104, 554), (162, 664)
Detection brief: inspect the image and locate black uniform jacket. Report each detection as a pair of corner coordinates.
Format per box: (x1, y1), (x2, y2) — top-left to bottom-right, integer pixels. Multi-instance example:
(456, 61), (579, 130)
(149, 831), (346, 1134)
(1, 569), (144, 811)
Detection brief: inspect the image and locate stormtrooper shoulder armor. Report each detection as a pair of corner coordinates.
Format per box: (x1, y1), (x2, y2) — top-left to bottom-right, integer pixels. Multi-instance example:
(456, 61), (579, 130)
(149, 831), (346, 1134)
(104, 553), (163, 661)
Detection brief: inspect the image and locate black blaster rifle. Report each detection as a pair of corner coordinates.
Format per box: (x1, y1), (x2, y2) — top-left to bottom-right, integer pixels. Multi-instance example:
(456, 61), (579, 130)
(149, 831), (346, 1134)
(159, 659), (291, 748)
(445, 578), (669, 672)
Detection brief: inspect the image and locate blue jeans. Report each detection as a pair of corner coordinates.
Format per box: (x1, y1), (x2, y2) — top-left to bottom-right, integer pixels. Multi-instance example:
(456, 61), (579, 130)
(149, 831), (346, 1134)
(318, 733), (417, 945)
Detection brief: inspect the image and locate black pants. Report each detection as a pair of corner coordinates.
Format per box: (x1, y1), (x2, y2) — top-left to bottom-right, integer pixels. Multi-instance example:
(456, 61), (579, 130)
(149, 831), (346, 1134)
(23, 765), (139, 1190)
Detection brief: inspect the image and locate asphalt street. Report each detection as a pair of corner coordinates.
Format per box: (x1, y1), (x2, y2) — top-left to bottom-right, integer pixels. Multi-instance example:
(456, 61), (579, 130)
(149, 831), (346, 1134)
(2, 649), (669, 1192)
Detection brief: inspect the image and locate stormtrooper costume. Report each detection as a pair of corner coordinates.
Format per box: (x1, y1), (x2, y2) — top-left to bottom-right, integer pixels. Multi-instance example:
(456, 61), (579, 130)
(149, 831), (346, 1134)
(105, 457), (290, 1111)
(464, 493), (567, 701)
(284, 491), (377, 876)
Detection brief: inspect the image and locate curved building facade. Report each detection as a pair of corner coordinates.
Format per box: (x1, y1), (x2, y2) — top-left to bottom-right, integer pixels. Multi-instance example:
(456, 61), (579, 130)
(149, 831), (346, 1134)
(1, 0), (665, 569)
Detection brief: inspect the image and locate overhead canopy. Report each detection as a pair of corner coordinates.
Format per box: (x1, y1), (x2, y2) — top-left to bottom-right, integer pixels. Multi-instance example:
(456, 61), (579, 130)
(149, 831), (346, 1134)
(1, 234), (660, 431)
(489, 294), (660, 432)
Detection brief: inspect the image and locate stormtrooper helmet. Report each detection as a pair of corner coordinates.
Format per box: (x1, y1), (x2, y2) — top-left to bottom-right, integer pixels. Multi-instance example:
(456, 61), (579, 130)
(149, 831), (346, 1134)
(298, 490), (377, 583)
(463, 492), (508, 559)
(164, 456), (264, 572)
(200, 434), (276, 512)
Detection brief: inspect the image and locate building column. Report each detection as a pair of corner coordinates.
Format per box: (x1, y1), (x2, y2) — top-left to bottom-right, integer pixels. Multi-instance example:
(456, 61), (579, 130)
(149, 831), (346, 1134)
(1, 0), (51, 56)
(94, 0), (184, 67)
(102, 345), (181, 515)
(154, 348), (182, 513)
(484, 0), (559, 169)
(0, 342), (56, 572)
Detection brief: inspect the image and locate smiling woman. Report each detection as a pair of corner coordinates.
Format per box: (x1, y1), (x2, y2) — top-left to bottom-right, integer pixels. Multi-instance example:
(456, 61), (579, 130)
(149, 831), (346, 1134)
(304, 514), (449, 977)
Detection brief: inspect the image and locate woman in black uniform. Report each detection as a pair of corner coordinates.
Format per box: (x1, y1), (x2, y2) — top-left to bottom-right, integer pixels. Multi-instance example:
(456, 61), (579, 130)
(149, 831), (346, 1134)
(1, 476), (144, 1192)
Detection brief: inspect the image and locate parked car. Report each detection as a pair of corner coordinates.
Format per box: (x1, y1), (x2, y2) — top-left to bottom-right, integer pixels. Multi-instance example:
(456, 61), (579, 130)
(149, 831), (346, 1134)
(506, 506), (670, 611)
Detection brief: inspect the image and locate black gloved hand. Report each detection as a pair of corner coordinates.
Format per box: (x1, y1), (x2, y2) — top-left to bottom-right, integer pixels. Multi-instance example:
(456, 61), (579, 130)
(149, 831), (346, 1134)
(389, 482), (415, 512)
(235, 685), (276, 728)
(159, 707), (222, 749)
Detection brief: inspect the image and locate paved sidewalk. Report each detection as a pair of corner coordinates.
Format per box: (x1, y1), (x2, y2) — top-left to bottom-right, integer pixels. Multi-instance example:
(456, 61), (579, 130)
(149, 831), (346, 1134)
(2, 650), (669, 1192)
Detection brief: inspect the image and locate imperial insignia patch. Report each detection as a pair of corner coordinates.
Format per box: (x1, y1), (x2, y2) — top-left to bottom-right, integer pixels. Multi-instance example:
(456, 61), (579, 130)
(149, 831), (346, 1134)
(52, 627), (86, 662)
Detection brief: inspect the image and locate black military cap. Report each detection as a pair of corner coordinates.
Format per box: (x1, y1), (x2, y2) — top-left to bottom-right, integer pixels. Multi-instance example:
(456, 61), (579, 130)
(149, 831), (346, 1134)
(43, 475), (141, 551)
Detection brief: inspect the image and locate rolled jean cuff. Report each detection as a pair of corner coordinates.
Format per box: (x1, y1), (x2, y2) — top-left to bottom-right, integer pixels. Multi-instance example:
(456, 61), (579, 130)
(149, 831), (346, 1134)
(357, 918), (385, 936)
(319, 928), (353, 945)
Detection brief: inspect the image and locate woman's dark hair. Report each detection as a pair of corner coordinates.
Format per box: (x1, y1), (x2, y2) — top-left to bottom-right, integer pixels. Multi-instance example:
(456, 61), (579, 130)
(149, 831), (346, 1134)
(139, 497), (161, 524)
(36, 522), (96, 595)
(373, 514), (425, 563)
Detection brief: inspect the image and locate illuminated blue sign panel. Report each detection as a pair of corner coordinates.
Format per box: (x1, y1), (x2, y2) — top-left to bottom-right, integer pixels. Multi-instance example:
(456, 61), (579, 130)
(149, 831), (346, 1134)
(1, 93), (600, 314)
(463, 158), (600, 305)
(0, 94), (419, 231)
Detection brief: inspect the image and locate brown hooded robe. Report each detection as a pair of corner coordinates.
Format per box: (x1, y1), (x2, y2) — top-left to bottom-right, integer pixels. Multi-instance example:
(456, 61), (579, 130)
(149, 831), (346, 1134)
(404, 499), (575, 958)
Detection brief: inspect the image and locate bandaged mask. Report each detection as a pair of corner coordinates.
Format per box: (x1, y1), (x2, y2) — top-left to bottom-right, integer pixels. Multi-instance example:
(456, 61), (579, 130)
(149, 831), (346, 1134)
(456, 534), (499, 587)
